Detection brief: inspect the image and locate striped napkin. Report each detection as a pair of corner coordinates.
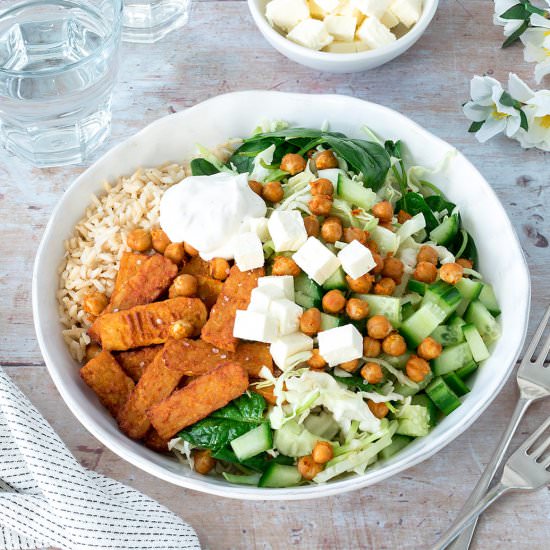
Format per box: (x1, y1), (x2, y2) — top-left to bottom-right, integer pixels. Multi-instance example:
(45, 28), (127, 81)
(0, 366), (200, 550)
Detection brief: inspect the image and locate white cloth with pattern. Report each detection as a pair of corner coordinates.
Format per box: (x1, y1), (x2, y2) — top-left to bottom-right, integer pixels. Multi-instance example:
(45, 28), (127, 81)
(0, 366), (200, 550)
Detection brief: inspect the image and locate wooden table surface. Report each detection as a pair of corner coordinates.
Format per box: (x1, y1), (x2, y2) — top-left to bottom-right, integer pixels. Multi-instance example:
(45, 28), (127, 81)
(1, 0), (549, 548)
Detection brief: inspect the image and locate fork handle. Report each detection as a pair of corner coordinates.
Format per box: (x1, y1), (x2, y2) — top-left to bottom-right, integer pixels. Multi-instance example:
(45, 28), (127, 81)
(445, 396), (531, 550)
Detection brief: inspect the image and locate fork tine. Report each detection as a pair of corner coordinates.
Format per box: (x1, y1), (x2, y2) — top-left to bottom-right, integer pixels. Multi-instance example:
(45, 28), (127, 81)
(536, 329), (550, 367)
(522, 305), (550, 364)
(520, 416), (550, 452)
(530, 433), (550, 459)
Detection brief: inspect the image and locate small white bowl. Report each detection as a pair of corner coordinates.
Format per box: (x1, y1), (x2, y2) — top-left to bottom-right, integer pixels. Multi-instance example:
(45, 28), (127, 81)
(33, 91), (529, 500)
(247, 0), (439, 73)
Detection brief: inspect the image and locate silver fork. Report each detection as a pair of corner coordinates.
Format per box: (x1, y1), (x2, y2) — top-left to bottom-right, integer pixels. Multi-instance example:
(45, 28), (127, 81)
(444, 304), (550, 549)
(433, 414), (550, 549)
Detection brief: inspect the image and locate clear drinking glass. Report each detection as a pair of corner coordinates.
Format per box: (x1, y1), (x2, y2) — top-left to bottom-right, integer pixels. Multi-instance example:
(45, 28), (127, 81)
(122, 0), (190, 43)
(0, 0), (123, 167)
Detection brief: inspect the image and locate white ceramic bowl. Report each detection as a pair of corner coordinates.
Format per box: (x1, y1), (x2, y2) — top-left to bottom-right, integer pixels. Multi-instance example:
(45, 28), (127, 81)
(33, 91), (530, 500)
(247, 0), (439, 73)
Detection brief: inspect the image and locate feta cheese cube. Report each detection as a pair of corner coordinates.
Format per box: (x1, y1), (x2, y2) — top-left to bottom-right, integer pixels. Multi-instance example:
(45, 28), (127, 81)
(317, 324), (363, 366)
(233, 310), (278, 343)
(324, 15), (357, 42)
(323, 40), (358, 53)
(258, 275), (295, 301)
(248, 285), (286, 313)
(248, 217), (270, 242)
(308, 0), (340, 18)
(354, 40), (370, 51)
(356, 16), (396, 48)
(266, 0), (310, 33)
(389, 0), (422, 28)
(292, 237), (341, 285)
(234, 232), (265, 272)
(269, 298), (303, 336)
(270, 333), (313, 369)
(352, 0), (390, 18)
(287, 19), (334, 51)
(380, 9), (399, 28)
(267, 211), (308, 252)
(334, 0), (363, 18)
(337, 240), (376, 279)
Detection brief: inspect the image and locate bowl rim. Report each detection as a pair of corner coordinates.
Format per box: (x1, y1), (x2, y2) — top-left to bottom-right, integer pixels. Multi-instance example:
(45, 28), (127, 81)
(33, 90), (531, 500)
(247, 0), (439, 61)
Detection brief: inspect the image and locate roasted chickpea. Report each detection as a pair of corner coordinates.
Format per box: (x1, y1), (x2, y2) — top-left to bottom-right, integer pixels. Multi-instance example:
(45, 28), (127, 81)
(85, 343), (102, 362)
(151, 228), (171, 254)
(193, 449), (216, 475)
(322, 289), (346, 314)
(379, 221), (395, 231)
(248, 179), (263, 196)
(297, 455), (324, 480)
(346, 273), (374, 293)
(339, 359), (360, 373)
(372, 253), (384, 274)
(210, 257), (230, 280)
(406, 355), (432, 382)
(413, 261), (438, 284)
(83, 291), (108, 316)
(367, 315), (393, 339)
(343, 226), (367, 245)
(164, 242), (185, 264)
(374, 277), (396, 296)
(456, 258), (473, 270)
(382, 256), (404, 283)
(361, 362), (384, 384)
(310, 177), (334, 196)
(382, 333), (407, 356)
(321, 217), (343, 243)
(307, 349), (327, 370)
(308, 194), (333, 216)
(170, 274), (198, 297)
(346, 298), (369, 320)
(440, 262), (464, 284)
(170, 319), (194, 340)
(363, 336), (382, 358)
(315, 149), (339, 170)
(303, 215), (320, 237)
(262, 181), (284, 203)
(368, 400), (389, 419)
(312, 441), (334, 464)
(272, 256), (301, 277)
(417, 337), (443, 360)
(372, 201), (393, 222)
(366, 239), (379, 254)
(184, 242), (199, 257)
(417, 245), (438, 265)
(127, 228), (152, 252)
(397, 210), (412, 224)
(281, 153), (307, 175)
(300, 307), (322, 336)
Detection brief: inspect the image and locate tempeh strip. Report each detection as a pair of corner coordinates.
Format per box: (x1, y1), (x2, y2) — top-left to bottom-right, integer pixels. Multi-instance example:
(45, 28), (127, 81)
(115, 345), (161, 382)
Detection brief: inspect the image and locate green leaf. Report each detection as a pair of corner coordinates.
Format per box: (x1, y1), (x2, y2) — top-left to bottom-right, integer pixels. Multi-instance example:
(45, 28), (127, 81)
(519, 109), (529, 131)
(212, 448), (294, 473)
(333, 375), (376, 392)
(499, 90), (515, 107)
(212, 393), (267, 423)
(502, 19), (529, 47)
(396, 192), (440, 232)
(468, 120), (485, 133)
(499, 4), (529, 19)
(190, 158), (220, 176)
(524, 2), (548, 16)
(425, 195), (456, 215)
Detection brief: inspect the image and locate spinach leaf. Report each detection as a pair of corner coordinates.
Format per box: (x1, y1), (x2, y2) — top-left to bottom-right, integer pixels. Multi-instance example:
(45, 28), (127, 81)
(385, 139), (407, 195)
(425, 195), (456, 215)
(450, 229), (478, 267)
(333, 375), (376, 392)
(228, 138), (284, 173)
(190, 158), (220, 176)
(396, 192), (439, 232)
(243, 128), (346, 141)
(211, 392), (266, 423)
(212, 448), (294, 473)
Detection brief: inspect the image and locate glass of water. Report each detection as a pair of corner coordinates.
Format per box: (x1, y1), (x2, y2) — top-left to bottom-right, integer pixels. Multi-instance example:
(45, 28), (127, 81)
(0, 0), (123, 167)
(122, 0), (190, 43)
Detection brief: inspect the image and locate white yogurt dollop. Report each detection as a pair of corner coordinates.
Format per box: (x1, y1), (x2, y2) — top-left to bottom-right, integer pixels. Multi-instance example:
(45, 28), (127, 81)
(159, 172), (266, 260)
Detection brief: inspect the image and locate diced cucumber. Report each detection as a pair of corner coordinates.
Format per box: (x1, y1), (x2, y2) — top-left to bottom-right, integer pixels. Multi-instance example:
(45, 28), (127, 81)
(295, 291), (320, 309)
(394, 371), (433, 396)
(381, 352), (411, 369)
(379, 434), (412, 460)
(432, 342), (474, 376)
(258, 463), (302, 488)
(465, 300), (501, 344)
(401, 302), (416, 321)
(396, 404), (431, 437)
(272, 420), (319, 457)
(429, 214), (459, 245)
(222, 472), (261, 486)
(230, 423), (273, 461)
(400, 302), (447, 347)
(320, 312), (344, 331)
(455, 278), (483, 301)
(336, 173), (377, 211)
(442, 372), (470, 397)
(353, 294), (402, 326)
(449, 316), (467, 328)
(426, 377), (462, 415)
(422, 280), (463, 317)
(462, 323), (490, 362)
(411, 394), (439, 427)
(478, 284), (501, 316)
(455, 298), (470, 318)
(322, 267), (347, 291)
(303, 411), (340, 440)
(295, 273), (322, 301)
(408, 279), (427, 295)
(430, 323), (465, 346)
(456, 360), (478, 380)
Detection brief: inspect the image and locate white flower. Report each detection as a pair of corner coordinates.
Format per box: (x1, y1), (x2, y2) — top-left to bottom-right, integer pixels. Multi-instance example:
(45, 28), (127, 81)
(520, 27), (550, 83)
(493, 0), (526, 36)
(463, 75), (523, 142)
